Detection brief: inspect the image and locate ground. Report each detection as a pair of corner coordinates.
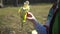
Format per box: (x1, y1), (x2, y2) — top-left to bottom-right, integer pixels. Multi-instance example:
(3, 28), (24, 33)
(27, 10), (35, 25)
(0, 3), (52, 34)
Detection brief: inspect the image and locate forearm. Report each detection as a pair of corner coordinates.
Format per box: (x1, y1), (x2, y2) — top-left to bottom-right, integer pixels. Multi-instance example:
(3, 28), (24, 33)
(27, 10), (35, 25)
(31, 19), (47, 34)
(31, 19), (41, 26)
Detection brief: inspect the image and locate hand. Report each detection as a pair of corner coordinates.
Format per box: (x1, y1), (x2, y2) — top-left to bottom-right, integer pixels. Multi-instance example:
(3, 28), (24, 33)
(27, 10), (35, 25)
(27, 12), (39, 25)
(27, 12), (36, 21)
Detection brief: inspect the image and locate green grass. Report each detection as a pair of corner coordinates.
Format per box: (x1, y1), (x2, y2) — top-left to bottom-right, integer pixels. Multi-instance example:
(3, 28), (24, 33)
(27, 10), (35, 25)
(0, 4), (52, 34)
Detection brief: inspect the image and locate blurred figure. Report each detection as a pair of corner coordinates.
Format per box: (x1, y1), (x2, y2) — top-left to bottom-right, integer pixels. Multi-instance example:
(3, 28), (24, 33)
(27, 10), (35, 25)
(26, 0), (58, 34)
(45, 0), (58, 27)
(27, 12), (47, 34)
(18, 1), (30, 23)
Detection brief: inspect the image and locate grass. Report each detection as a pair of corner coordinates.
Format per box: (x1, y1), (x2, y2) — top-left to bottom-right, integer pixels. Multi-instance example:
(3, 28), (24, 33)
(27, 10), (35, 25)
(0, 4), (52, 34)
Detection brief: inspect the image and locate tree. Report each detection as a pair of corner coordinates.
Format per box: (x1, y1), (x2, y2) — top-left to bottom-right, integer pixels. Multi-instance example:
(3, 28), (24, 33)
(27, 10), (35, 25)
(0, 0), (4, 8)
(13, 0), (18, 6)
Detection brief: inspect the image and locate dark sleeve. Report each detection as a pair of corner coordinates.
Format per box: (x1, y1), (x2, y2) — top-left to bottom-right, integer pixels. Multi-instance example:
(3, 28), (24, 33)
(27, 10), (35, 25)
(34, 19), (47, 34)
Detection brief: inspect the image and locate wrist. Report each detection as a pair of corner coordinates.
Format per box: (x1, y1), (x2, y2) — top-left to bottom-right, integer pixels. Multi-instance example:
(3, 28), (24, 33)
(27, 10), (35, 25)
(31, 19), (39, 25)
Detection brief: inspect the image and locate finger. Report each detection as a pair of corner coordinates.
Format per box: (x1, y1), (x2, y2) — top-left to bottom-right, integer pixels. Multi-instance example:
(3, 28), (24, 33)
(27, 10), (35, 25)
(28, 12), (34, 17)
(28, 12), (33, 15)
(27, 12), (32, 17)
(27, 17), (33, 19)
(28, 12), (35, 18)
(27, 12), (36, 19)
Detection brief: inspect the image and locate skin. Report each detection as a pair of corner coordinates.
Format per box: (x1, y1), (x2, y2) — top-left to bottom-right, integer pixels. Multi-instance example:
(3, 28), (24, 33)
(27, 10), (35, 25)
(27, 12), (49, 31)
(26, 12), (45, 26)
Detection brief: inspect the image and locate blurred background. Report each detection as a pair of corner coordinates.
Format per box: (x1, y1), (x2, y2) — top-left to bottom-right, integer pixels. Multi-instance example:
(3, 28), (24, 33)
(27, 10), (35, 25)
(0, 0), (55, 7)
(0, 0), (54, 34)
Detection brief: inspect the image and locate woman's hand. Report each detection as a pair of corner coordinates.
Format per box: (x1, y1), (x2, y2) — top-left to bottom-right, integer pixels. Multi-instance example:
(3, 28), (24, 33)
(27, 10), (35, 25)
(27, 12), (36, 21)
